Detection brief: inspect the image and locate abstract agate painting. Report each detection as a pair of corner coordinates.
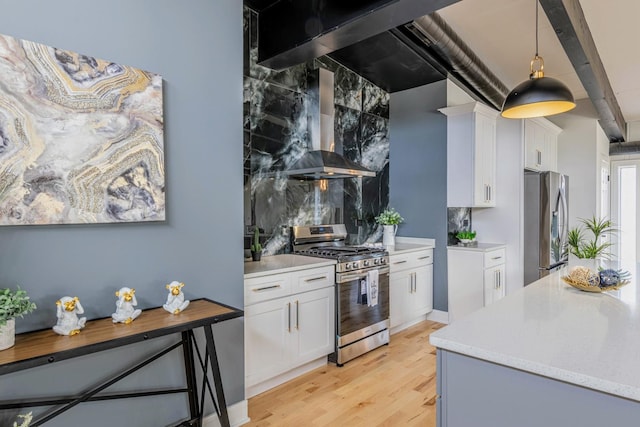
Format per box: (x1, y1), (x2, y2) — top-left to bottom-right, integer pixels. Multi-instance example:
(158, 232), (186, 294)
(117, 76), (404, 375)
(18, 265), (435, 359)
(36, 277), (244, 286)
(0, 33), (164, 225)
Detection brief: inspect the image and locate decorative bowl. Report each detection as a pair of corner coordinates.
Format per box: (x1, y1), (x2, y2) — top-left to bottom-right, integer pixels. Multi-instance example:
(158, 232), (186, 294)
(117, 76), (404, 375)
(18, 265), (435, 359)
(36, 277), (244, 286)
(561, 276), (629, 292)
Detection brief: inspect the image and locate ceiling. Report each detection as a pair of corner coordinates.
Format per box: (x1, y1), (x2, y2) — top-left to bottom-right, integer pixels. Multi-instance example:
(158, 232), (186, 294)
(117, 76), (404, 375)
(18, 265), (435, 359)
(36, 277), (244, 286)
(438, 0), (640, 134)
(245, 0), (640, 143)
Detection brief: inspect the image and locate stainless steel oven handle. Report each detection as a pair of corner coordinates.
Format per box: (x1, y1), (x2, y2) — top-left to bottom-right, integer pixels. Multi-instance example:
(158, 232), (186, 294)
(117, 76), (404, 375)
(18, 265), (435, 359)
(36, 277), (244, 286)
(337, 266), (390, 283)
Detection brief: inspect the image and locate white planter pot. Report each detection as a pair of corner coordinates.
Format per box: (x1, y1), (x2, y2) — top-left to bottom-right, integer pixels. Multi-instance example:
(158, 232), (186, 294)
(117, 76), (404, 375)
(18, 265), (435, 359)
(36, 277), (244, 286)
(0, 318), (15, 351)
(382, 225), (397, 249)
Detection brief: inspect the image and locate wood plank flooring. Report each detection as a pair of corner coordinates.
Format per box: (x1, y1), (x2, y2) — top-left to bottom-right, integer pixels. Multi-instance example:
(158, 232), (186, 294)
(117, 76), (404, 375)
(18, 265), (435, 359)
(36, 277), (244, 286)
(244, 319), (445, 427)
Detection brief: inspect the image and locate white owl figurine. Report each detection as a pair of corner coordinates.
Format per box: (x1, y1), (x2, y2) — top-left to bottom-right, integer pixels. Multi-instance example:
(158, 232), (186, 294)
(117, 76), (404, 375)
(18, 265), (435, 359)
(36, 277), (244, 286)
(53, 296), (87, 336)
(163, 281), (190, 314)
(112, 287), (142, 324)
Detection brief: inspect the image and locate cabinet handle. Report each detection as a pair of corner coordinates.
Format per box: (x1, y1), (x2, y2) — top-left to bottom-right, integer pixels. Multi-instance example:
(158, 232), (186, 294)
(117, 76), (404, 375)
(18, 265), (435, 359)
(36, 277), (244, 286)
(488, 185), (492, 202)
(393, 260), (408, 265)
(498, 270), (502, 289)
(418, 256), (431, 260)
(305, 276), (327, 283)
(295, 300), (299, 330)
(287, 302), (291, 332)
(413, 272), (417, 293)
(537, 149), (542, 166)
(484, 184), (488, 202)
(491, 256), (503, 260)
(252, 284), (281, 292)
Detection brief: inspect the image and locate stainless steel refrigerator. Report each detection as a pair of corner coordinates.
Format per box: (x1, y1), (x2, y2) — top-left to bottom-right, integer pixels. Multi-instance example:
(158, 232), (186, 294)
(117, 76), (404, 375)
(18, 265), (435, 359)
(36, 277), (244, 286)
(524, 171), (569, 285)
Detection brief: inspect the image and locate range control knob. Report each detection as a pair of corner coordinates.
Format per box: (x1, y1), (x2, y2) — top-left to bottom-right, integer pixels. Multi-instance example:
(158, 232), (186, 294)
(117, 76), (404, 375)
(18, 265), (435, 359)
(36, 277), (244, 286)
(363, 260), (370, 267)
(374, 258), (380, 265)
(344, 262), (351, 270)
(380, 258), (386, 264)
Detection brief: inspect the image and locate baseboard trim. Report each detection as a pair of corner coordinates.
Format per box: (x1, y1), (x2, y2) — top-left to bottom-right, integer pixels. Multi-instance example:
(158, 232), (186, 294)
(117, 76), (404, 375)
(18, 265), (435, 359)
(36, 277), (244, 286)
(203, 399), (250, 427)
(427, 309), (449, 324)
(245, 357), (327, 399)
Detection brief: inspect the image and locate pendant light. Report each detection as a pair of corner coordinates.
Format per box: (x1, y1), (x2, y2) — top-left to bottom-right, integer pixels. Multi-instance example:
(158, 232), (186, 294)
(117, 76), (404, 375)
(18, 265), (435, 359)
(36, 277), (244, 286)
(501, 0), (576, 119)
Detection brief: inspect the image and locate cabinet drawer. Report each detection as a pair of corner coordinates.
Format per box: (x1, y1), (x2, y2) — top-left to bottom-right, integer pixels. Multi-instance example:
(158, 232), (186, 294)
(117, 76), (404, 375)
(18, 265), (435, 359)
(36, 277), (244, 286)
(293, 265), (335, 293)
(390, 249), (434, 273)
(245, 273), (292, 306)
(484, 248), (506, 268)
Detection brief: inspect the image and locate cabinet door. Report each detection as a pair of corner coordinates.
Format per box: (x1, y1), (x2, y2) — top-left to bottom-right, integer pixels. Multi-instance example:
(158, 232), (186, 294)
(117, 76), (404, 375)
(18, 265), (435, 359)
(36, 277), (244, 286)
(524, 120), (543, 171)
(483, 265), (506, 306)
(294, 287), (335, 365)
(390, 269), (412, 328)
(245, 297), (293, 387)
(494, 264), (506, 302)
(412, 264), (434, 318)
(474, 113), (497, 207)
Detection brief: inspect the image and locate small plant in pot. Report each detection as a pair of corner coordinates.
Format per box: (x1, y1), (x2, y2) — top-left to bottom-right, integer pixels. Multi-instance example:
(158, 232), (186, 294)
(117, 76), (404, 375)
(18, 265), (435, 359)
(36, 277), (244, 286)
(0, 287), (37, 351)
(250, 226), (263, 262)
(376, 208), (404, 247)
(456, 230), (477, 244)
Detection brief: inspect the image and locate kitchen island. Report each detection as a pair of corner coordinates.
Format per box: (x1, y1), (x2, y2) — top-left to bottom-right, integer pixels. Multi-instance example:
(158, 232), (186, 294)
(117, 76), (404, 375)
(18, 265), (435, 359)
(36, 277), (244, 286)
(430, 266), (640, 426)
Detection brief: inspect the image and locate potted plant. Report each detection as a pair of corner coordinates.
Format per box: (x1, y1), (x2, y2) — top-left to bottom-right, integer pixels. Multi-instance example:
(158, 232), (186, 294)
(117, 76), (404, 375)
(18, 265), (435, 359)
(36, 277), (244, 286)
(456, 230), (477, 244)
(568, 216), (617, 270)
(375, 208), (404, 247)
(250, 226), (263, 261)
(0, 287), (37, 351)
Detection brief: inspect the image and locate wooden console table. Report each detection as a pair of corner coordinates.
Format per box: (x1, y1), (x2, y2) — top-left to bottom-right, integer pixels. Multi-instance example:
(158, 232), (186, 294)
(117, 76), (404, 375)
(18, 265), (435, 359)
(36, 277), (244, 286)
(0, 298), (243, 427)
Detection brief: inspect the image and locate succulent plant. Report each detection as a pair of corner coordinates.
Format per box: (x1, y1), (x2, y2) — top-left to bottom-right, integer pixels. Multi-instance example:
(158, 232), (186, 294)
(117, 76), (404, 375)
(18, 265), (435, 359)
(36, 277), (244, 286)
(250, 226), (262, 253)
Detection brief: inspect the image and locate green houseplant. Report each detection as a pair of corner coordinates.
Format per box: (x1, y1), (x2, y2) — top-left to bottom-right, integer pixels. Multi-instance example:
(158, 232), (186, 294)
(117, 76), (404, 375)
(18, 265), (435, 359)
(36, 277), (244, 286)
(250, 226), (263, 261)
(0, 287), (37, 351)
(456, 230), (477, 243)
(375, 208), (404, 226)
(567, 216), (616, 260)
(376, 208), (404, 247)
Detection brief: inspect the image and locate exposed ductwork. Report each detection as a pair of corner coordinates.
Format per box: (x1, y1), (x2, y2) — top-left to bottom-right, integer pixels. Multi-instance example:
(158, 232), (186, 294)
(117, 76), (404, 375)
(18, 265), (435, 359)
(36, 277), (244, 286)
(404, 12), (510, 111)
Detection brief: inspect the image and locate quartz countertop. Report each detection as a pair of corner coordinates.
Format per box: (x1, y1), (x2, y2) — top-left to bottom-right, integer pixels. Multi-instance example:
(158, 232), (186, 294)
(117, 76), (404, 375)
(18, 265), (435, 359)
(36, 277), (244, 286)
(430, 265), (640, 401)
(447, 242), (506, 252)
(388, 236), (435, 255)
(244, 254), (336, 279)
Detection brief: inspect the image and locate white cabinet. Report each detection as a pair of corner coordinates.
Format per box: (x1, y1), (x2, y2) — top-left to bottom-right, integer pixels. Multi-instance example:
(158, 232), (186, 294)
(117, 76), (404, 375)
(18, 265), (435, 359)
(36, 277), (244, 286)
(524, 117), (561, 172)
(448, 245), (506, 322)
(440, 102), (500, 207)
(389, 249), (433, 332)
(244, 264), (335, 396)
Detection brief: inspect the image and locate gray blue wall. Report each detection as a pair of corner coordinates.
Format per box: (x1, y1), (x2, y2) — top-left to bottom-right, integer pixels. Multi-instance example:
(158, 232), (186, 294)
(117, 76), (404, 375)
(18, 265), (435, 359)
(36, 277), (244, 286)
(389, 80), (448, 311)
(0, 1), (244, 425)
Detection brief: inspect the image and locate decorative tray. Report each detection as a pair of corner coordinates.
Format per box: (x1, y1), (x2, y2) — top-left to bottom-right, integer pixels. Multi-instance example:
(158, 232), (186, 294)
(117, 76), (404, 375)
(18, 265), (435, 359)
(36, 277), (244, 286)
(561, 276), (630, 293)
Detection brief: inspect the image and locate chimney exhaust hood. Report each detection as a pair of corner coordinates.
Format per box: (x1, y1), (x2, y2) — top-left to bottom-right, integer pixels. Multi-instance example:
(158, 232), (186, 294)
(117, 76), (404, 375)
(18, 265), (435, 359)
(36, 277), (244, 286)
(284, 68), (375, 179)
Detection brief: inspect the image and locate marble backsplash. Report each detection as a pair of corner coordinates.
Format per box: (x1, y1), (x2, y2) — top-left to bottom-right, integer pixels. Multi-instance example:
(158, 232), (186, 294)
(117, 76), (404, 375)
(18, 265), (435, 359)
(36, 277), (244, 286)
(243, 7), (390, 254)
(447, 207), (472, 246)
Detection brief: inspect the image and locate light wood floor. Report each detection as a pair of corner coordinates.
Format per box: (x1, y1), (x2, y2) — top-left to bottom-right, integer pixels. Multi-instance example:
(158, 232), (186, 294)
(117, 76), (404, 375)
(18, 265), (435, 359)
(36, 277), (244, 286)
(244, 319), (445, 427)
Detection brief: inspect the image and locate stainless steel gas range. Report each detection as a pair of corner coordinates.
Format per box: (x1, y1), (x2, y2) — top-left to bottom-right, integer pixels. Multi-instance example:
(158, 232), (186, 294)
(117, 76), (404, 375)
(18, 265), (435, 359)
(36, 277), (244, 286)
(291, 224), (390, 366)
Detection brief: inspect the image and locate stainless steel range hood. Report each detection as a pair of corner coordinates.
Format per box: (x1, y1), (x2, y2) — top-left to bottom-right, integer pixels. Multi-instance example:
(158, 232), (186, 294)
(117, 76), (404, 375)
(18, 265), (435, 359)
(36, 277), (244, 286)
(285, 68), (375, 179)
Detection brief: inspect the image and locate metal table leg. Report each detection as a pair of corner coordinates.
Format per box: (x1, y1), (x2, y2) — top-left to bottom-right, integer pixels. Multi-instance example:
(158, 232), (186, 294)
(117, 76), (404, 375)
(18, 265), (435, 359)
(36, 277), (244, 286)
(203, 324), (230, 427)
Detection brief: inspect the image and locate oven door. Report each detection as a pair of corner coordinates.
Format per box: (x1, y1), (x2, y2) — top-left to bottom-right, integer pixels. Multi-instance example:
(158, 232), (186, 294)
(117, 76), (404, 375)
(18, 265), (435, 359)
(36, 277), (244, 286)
(335, 266), (390, 340)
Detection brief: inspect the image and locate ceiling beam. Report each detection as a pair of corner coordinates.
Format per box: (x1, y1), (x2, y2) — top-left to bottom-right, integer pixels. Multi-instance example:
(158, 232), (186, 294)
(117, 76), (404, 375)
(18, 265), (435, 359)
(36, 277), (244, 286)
(540, 0), (625, 142)
(257, 0), (461, 70)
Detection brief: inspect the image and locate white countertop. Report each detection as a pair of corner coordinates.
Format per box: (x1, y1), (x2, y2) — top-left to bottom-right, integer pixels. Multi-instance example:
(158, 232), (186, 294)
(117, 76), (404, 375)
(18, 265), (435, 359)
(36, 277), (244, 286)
(244, 254), (336, 279)
(388, 236), (435, 255)
(430, 265), (640, 401)
(447, 242), (506, 252)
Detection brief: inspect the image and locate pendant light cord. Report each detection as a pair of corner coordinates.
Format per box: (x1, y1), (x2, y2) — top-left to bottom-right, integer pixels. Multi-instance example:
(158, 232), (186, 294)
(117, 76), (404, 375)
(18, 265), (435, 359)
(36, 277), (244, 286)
(535, 0), (539, 57)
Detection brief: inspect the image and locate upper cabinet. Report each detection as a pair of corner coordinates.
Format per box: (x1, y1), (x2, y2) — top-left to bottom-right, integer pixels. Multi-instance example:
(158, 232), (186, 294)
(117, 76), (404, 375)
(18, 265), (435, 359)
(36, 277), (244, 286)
(524, 117), (562, 172)
(440, 102), (500, 208)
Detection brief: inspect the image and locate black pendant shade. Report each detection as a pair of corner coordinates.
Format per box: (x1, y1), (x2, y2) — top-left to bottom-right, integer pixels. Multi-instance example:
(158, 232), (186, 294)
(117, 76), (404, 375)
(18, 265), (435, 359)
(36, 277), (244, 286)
(501, 0), (576, 119)
(501, 75), (576, 119)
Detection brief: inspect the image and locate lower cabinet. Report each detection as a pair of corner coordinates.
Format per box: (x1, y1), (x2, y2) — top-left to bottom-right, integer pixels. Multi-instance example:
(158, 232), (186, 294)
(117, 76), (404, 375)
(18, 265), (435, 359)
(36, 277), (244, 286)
(244, 265), (335, 397)
(448, 245), (506, 322)
(389, 249), (434, 331)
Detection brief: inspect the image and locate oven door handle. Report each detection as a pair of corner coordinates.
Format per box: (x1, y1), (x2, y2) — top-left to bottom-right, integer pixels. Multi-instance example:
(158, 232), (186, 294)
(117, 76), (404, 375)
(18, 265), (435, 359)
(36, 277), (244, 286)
(337, 266), (390, 283)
